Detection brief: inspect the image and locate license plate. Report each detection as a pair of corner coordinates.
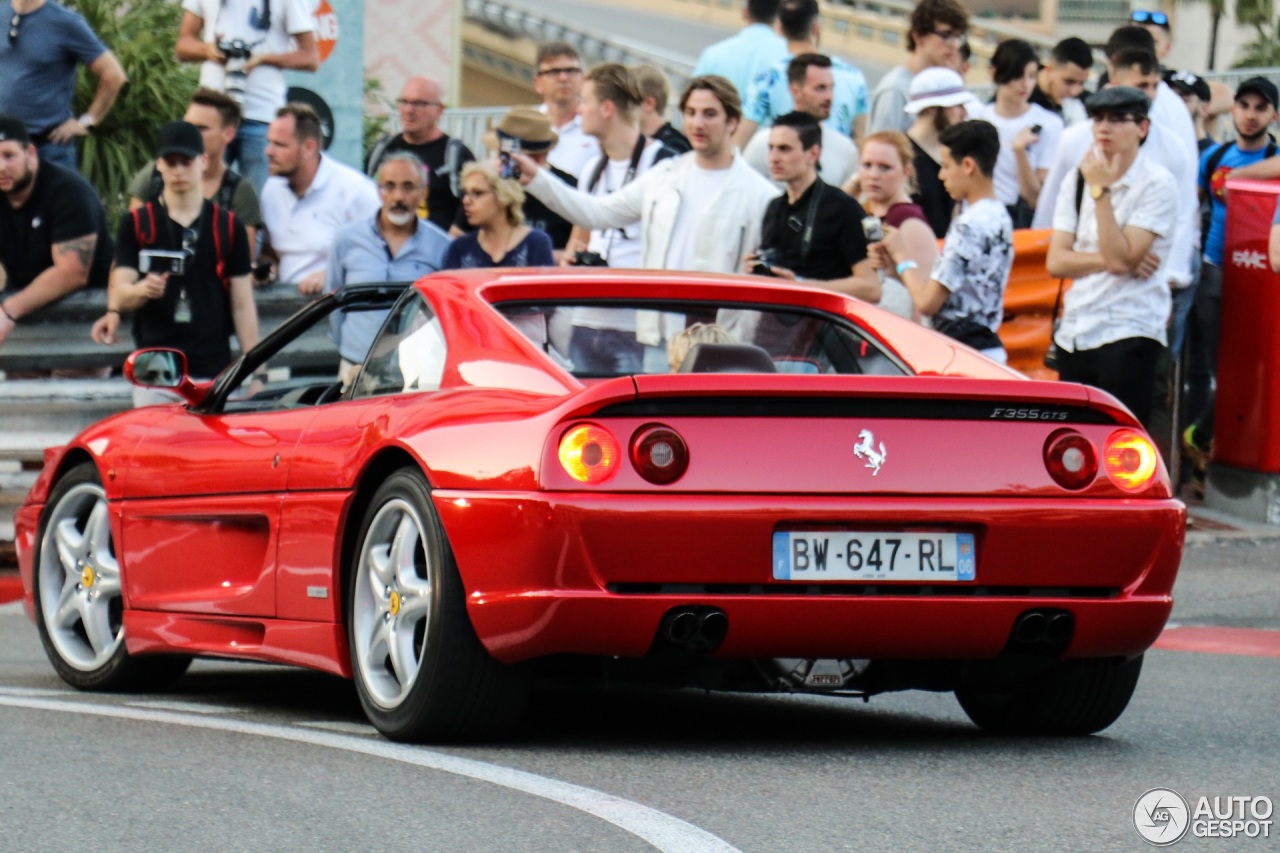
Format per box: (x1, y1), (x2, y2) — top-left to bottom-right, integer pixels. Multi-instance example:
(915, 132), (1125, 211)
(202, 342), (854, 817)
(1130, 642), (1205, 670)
(772, 531), (976, 581)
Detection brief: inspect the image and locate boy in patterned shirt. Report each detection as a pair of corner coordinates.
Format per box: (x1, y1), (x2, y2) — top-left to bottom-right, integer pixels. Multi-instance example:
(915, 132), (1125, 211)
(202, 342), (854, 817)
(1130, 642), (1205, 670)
(872, 119), (1014, 363)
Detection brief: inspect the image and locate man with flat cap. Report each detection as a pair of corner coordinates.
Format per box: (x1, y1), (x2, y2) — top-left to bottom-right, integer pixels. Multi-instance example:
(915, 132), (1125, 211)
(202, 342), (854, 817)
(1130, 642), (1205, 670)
(91, 120), (259, 405)
(0, 112), (112, 348)
(489, 106), (577, 259)
(1046, 86), (1178, 428)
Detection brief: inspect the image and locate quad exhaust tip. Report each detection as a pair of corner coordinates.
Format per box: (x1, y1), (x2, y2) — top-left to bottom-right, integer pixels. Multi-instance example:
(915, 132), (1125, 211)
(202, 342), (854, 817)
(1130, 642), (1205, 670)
(1009, 608), (1075, 653)
(657, 606), (728, 652)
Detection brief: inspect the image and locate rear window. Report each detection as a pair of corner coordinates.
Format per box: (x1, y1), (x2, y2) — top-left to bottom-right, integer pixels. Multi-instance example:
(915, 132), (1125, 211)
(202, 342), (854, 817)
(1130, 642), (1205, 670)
(495, 301), (908, 378)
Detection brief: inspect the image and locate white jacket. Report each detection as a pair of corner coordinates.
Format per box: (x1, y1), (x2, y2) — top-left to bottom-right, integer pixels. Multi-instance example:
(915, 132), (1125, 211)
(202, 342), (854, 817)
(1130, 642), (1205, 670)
(525, 151), (779, 273)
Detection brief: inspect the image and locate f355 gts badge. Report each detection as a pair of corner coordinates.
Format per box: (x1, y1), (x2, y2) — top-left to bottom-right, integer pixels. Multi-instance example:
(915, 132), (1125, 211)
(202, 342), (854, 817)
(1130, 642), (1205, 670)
(853, 429), (886, 476)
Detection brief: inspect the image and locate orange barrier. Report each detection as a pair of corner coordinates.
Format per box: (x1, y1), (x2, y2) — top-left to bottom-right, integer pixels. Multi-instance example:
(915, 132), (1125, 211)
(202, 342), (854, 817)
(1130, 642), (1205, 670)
(997, 229), (1068, 381)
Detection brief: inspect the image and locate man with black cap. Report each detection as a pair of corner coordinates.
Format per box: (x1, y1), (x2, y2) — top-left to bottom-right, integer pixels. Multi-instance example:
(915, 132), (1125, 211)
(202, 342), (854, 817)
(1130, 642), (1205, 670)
(1182, 76), (1279, 478)
(1046, 86), (1178, 428)
(91, 120), (259, 406)
(0, 112), (112, 348)
(1166, 70), (1215, 153)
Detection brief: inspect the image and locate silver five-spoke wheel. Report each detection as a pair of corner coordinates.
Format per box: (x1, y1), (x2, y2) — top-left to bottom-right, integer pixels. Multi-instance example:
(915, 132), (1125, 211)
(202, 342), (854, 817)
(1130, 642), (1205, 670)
(352, 497), (435, 709)
(38, 481), (124, 671)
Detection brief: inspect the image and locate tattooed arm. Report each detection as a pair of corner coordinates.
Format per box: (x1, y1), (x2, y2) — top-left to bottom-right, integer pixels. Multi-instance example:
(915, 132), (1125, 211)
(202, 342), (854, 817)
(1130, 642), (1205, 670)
(0, 234), (96, 325)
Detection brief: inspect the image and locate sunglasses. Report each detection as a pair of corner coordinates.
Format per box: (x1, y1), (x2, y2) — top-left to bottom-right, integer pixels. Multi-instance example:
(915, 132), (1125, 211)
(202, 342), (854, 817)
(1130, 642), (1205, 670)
(1130, 10), (1170, 27)
(8, 13), (19, 45)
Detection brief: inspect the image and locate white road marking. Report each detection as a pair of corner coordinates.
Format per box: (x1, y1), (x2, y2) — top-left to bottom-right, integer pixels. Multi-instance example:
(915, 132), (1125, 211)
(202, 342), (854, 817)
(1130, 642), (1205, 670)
(0, 690), (740, 853)
(0, 685), (78, 698)
(295, 720), (379, 735)
(0, 602), (24, 616)
(125, 699), (249, 715)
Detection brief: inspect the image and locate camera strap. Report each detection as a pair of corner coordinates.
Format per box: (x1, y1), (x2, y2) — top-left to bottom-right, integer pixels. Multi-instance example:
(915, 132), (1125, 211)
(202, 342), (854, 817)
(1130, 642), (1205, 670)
(798, 179), (825, 264)
(587, 133), (648, 261)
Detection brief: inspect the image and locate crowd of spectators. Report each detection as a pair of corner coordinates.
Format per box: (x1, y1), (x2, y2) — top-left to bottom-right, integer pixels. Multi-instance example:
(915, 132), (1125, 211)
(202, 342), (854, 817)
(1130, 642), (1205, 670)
(1, 0), (1279, 501)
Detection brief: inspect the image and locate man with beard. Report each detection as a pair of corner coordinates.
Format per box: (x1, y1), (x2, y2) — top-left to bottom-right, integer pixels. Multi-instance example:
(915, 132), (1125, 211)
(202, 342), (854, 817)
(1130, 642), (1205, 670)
(258, 103), (379, 295)
(901, 67), (977, 238)
(743, 54), (859, 188)
(1182, 77), (1279, 482)
(325, 151), (449, 385)
(0, 113), (111, 347)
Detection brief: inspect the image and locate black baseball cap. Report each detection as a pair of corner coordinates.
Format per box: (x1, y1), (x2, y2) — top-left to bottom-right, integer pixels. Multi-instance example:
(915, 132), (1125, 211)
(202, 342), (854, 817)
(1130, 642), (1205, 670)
(155, 120), (204, 159)
(1236, 76), (1279, 109)
(1087, 86), (1152, 119)
(0, 113), (30, 146)
(1166, 69), (1210, 103)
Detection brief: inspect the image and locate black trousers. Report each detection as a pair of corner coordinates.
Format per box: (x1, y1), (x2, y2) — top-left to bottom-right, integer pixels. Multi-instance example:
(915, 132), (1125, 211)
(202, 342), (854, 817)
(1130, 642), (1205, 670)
(1058, 336), (1165, 427)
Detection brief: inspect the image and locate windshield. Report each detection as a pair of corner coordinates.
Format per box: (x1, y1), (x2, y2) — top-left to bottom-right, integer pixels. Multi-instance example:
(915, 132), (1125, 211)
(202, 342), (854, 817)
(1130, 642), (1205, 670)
(495, 301), (908, 378)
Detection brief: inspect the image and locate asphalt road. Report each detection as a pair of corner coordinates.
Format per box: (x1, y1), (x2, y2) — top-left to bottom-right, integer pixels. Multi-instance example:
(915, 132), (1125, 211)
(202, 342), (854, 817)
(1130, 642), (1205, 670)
(1, 538), (1277, 852)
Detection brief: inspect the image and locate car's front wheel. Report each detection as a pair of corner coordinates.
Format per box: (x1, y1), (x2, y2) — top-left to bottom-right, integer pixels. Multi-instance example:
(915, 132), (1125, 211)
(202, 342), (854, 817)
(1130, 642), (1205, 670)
(33, 462), (190, 690)
(348, 468), (528, 742)
(955, 655), (1144, 735)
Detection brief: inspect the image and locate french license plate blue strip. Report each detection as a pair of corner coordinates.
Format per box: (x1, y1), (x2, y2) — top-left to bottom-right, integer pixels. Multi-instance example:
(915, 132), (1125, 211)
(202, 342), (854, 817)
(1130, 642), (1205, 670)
(772, 531), (976, 582)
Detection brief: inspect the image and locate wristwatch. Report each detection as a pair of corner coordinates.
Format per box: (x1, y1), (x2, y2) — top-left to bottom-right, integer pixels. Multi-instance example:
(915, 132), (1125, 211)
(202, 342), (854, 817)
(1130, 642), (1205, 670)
(1089, 185), (1110, 200)
(77, 113), (96, 130)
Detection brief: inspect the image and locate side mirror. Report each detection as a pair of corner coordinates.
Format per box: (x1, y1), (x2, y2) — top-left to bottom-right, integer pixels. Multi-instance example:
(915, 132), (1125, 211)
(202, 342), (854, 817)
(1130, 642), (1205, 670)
(124, 348), (210, 406)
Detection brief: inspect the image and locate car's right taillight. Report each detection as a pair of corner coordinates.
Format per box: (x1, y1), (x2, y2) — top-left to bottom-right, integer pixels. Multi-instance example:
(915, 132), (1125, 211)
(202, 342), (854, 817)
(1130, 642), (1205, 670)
(1103, 429), (1159, 492)
(1044, 429), (1098, 490)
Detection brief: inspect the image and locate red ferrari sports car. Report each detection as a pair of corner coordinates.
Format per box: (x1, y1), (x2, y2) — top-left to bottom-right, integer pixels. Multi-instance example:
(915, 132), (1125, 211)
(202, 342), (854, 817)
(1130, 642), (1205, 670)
(14, 271), (1185, 741)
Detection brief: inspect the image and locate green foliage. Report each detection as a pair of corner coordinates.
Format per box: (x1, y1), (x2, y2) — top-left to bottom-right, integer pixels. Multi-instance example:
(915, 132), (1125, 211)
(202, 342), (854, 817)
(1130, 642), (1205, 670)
(1234, 20), (1280, 67)
(66, 0), (197, 224)
(363, 75), (393, 164)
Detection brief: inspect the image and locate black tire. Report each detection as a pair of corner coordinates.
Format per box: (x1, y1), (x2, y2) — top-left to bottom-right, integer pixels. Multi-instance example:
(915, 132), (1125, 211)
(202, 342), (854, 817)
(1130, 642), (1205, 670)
(347, 468), (528, 742)
(32, 462), (191, 691)
(956, 655), (1144, 736)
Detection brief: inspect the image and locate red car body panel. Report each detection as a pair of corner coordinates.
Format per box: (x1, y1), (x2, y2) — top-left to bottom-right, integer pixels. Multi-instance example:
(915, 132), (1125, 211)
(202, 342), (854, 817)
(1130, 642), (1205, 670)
(14, 269), (1186, 679)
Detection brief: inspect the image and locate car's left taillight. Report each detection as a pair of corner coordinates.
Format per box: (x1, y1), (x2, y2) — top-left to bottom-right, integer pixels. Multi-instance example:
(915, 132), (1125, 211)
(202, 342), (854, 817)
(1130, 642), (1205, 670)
(558, 423), (620, 484)
(1103, 429), (1159, 492)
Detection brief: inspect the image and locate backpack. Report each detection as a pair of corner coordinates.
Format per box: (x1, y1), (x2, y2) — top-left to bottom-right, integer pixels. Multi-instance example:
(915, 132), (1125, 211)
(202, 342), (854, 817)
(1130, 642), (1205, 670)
(131, 201), (237, 290)
(1200, 137), (1278, 198)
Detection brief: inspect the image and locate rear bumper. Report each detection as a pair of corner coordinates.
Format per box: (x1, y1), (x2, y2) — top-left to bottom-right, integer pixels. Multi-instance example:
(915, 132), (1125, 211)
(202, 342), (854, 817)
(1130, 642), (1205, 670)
(434, 492), (1185, 664)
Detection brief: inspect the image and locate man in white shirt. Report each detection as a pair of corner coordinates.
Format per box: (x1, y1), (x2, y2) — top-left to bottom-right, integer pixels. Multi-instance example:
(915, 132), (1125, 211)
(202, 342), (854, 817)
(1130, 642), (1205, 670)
(743, 54), (858, 189)
(258, 104), (380, 295)
(1046, 87), (1178, 428)
(533, 42), (600, 181)
(175, 0), (319, 193)
(513, 75), (777, 276)
(562, 63), (669, 373)
(1032, 50), (1195, 296)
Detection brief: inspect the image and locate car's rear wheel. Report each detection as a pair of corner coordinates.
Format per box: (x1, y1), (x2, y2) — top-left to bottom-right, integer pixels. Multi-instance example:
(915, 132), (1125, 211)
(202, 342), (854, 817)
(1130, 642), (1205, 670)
(33, 463), (191, 690)
(955, 655), (1144, 736)
(348, 468), (527, 742)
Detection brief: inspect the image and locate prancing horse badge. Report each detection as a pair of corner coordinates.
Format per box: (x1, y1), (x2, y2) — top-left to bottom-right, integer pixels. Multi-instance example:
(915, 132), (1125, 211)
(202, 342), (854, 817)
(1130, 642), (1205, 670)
(853, 429), (886, 476)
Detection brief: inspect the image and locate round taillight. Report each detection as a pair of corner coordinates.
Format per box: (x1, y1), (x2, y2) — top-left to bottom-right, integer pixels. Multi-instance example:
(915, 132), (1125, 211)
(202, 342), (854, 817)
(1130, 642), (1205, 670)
(630, 425), (689, 485)
(1104, 429), (1159, 492)
(1044, 430), (1098, 490)
(558, 424), (620, 484)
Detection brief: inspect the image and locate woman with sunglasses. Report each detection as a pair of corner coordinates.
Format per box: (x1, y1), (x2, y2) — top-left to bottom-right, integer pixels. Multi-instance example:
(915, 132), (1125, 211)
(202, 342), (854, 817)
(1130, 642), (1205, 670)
(443, 162), (554, 269)
(856, 130), (937, 321)
(979, 39), (1063, 229)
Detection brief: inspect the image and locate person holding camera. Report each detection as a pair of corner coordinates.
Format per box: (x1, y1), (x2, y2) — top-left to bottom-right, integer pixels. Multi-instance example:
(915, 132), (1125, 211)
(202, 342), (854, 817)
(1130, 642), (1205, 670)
(91, 121), (260, 406)
(175, 0), (319, 193)
(744, 112), (880, 302)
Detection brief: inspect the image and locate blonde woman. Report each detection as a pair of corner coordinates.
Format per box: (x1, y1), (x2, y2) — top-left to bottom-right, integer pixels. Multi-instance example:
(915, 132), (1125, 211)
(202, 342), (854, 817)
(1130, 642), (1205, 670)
(443, 162), (554, 268)
(858, 130), (937, 321)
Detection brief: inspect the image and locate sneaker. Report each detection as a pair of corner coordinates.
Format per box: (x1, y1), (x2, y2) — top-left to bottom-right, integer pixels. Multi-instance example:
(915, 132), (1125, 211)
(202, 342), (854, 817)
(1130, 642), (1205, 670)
(1182, 425), (1210, 500)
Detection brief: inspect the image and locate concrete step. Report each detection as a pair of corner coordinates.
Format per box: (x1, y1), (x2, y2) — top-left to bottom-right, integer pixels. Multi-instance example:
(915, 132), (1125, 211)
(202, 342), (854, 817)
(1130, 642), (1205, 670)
(0, 432), (78, 465)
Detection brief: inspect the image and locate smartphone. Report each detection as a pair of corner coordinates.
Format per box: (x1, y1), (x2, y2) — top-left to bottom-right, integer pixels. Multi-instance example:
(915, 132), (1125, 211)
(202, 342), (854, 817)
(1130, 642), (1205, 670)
(1030, 124), (1042, 135)
(498, 137), (523, 180)
(861, 215), (884, 243)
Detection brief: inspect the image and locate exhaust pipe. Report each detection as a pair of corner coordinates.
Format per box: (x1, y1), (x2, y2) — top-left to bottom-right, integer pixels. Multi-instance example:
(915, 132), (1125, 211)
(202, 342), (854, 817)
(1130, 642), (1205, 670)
(655, 606), (728, 652)
(1007, 608), (1074, 654)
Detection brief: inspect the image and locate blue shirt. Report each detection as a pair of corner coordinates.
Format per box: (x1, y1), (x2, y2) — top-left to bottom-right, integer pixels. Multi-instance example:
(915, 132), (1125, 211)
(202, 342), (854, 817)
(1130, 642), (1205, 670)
(692, 23), (789, 104)
(0, 1), (106, 135)
(442, 228), (555, 270)
(326, 214), (450, 362)
(742, 54), (870, 137)
(1200, 141), (1277, 265)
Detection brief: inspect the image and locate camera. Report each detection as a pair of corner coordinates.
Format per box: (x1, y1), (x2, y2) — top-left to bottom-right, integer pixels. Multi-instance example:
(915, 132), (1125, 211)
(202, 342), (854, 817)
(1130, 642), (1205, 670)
(1030, 124), (1042, 135)
(498, 136), (523, 180)
(572, 250), (608, 267)
(751, 247), (779, 277)
(139, 249), (189, 277)
(861, 215), (884, 243)
(217, 39), (255, 106)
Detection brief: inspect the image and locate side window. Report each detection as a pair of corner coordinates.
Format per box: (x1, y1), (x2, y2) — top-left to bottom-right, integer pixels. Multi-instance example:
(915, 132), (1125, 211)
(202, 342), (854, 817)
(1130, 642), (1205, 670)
(351, 292), (446, 399)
